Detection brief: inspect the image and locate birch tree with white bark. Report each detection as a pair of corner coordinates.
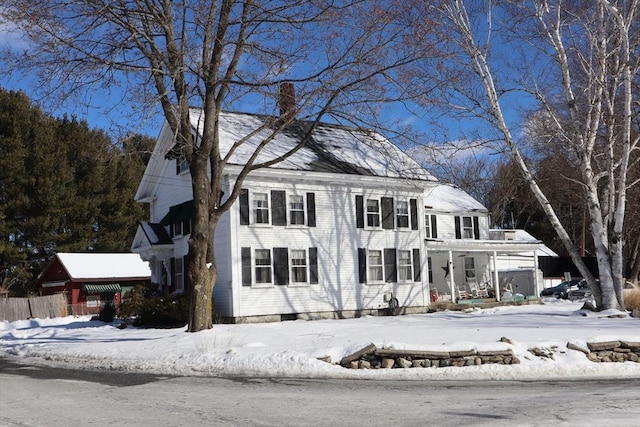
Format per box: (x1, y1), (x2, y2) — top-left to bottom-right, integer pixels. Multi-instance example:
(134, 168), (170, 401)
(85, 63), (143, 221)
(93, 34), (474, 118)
(410, 0), (639, 310)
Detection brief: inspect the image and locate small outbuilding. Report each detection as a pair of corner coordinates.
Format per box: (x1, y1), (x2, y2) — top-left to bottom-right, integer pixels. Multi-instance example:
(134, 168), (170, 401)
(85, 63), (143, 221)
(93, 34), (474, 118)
(37, 253), (151, 315)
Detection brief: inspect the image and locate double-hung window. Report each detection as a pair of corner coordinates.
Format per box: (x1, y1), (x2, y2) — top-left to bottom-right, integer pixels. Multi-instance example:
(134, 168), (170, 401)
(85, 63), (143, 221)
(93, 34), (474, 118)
(366, 199), (380, 227)
(253, 193), (270, 224)
(289, 195), (305, 225)
(368, 250), (384, 282)
(398, 250), (413, 281)
(464, 257), (476, 279)
(290, 249), (308, 283)
(462, 216), (474, 239)
(174, 257), (184, 292)
(255, 249), (272, 283)
(425, 214), (437, 238)
(176, 155), (188, 174)
(396, 200), (409, 228)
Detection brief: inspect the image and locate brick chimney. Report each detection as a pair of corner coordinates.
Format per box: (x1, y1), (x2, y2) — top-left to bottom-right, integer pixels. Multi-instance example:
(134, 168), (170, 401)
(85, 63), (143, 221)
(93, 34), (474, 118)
(278, 82), (296, 121)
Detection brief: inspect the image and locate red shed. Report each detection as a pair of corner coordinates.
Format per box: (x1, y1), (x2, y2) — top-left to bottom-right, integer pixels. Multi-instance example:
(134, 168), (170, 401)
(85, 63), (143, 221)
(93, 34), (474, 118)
(37, 253), (151, 315)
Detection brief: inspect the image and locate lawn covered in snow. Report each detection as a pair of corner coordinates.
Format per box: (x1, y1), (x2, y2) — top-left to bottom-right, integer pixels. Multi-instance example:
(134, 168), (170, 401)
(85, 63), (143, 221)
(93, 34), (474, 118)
(1, 298), (639, 381)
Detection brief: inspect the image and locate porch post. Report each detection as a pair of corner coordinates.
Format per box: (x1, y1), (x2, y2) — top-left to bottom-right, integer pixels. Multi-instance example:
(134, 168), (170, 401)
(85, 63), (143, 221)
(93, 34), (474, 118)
(448, 250), (455, 300)
(492, 250), (500, 301)
(533, 248), (540, 296)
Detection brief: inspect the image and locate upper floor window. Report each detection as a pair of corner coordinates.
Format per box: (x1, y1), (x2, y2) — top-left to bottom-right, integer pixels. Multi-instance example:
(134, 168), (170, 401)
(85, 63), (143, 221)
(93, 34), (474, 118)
(240, 190), (316, 227)
(455, 215), (480, 240)
(253, 193), (270, 224)
(462, 216), (474, 239)
(356, 196), (418, 230)
(425, 214), (438, 238)
(289, 195), (305, 225)
(366, 199), (381, 228)
(176, 155), (188, 174)
(396, 201), (409, 228)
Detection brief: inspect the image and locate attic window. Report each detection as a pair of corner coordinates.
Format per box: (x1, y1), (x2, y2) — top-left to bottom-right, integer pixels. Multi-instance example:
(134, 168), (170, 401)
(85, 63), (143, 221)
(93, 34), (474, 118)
(176, 155), (188, 174)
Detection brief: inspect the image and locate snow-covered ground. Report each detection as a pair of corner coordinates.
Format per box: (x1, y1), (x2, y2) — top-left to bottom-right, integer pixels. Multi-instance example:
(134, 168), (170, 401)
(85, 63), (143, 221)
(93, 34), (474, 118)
(1, 298), (639, 381)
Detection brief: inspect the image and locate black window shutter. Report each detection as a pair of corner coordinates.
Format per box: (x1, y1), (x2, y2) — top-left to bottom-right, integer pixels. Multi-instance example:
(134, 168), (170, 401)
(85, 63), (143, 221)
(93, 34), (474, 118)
(410, 199), (418, 230)
(431, 215), (438, 238)
(455, 216), (462, 239)
(412, 249), (421, 282)
(357, 248), (367, 283)
(384, 248), (397, 283)
(306, 193), (316, 227)
(241, 247), (252, 286)
(271, 190), (286, 226)
(381, 197), (394, 229)
(355, 195), (364, 228)
(309, 247), (318, 284)
(183, 219), (191, 235)
(239, 189), (249, 225)
(170, 257), (176, 291)
(183, 254), (190, 291)
(273, 247), (289, 285)
(473, 216), (480, 240)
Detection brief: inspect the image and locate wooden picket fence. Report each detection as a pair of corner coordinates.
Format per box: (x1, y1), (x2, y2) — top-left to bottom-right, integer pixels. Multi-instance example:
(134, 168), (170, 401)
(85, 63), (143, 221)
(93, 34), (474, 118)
(0, 294), (67, 322)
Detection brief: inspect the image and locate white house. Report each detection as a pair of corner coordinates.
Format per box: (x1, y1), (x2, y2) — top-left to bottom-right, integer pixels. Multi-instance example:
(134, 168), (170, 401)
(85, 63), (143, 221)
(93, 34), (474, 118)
(131, 109), (543, 322)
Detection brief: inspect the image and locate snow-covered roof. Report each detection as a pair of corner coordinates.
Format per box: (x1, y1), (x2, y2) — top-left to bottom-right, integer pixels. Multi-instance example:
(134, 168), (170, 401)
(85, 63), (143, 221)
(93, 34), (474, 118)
(56, 253), (150, 280)
(490, 229), (559, 257)
(188, 109), (437, 181)
(423, 183), (487, 213)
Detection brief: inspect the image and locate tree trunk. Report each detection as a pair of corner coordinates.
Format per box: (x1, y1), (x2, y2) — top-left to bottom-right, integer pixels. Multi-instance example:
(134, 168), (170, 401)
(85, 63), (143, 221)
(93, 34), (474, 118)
(187, 157), (216, 332)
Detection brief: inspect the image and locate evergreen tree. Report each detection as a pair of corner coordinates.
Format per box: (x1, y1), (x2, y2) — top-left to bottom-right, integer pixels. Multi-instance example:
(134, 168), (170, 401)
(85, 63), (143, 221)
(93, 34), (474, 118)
(0, 89), (149, 295)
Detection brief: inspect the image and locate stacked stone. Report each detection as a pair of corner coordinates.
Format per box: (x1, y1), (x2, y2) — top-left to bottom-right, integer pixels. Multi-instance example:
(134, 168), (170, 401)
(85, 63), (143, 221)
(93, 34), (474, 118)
(583, 341), (640, 363)
(337, 344), (520, 369)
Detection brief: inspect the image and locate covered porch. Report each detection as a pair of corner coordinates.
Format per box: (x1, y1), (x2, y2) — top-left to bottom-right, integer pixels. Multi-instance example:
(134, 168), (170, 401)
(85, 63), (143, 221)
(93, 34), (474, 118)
(425, 239), (542, 303)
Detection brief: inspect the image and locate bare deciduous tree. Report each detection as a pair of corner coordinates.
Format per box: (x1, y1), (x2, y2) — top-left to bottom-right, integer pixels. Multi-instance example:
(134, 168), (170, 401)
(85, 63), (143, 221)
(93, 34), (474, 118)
(1, 1), (430, 330)
(408, 0), (639, 310)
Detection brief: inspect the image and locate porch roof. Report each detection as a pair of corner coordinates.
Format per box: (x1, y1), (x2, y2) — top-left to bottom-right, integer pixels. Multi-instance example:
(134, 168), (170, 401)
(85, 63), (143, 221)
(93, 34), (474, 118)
(425, 239), (541, 255)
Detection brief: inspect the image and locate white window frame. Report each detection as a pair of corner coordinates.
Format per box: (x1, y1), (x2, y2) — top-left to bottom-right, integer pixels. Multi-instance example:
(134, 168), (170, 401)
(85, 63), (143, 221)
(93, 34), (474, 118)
(252, 192), (270, 225)
(398, 250), (413, 282)
(173, 221), (183, 237)
(86, 295), (100, 308)
(367, 249), (384, 283)
(289, 194), (305, 226)
(290, 249), (308, 285)
(254, 249), (273, 284)
(177, 155), (188, 174)
(464, 257), (476, 279)
(425, 213), (435, 238)
(396, 200), (410, 229)
(462, 216), (475, 239)
(174, 257), (184, 293)
(366, 199), (381, 228)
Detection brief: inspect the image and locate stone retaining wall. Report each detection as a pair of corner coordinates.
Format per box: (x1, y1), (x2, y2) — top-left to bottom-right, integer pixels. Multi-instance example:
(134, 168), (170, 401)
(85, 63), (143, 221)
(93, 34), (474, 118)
(338, 344), (519, 369)
(330, 340), (640, 370)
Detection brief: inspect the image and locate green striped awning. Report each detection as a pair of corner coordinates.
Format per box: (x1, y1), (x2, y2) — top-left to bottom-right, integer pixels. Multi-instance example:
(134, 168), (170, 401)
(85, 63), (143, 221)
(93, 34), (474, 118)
(81, 283), (122, 294)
